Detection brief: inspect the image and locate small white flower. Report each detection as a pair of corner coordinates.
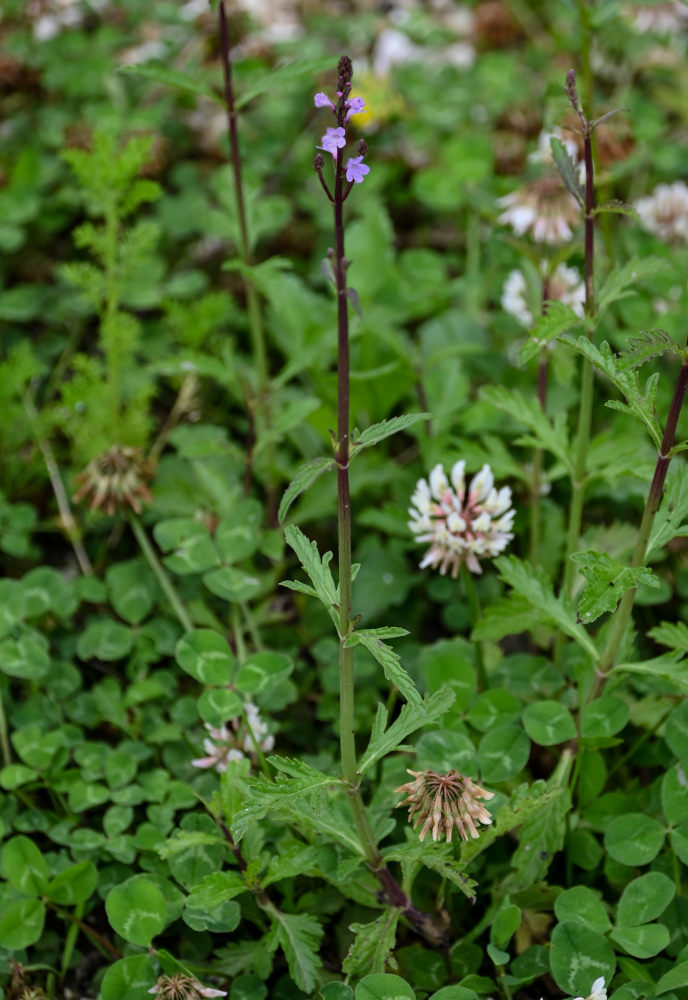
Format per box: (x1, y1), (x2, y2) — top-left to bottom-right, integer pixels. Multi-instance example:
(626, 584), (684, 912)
(573, 976), (607, 1000)
(502, 262), (585, 328)
(528, 126), (580, 167)
(191, 702), (273, 772)
(627, 1), (688, 33)
(409, 462), (515, 577)
(635, 181), (688, 243)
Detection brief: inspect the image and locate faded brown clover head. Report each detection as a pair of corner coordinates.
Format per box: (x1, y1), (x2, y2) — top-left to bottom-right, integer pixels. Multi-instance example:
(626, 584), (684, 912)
(148, 973), (227, 1000)
(396, 769), (494, 843)
(73, 444), (153, 515)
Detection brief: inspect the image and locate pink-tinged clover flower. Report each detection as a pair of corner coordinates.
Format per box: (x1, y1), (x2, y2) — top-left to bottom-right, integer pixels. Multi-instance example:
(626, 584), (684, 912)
(409, 461), (515, 576)
(149, 973), (227, 999)
(191, 702), (274, 772)
(396, 769), (494, 843)
(345, 156), (370, 183)
(318, 126), (346, 156)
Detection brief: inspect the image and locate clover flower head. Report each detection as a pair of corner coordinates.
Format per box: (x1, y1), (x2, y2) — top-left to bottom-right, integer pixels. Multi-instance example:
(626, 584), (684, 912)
(73, 444), (153, 516)
(498, 175), (580, 245)
(502, 261), (585, 328)
(345, 156), (370, 183)
(573, 977), (607, 1000)
(627, 1), (688, 33)
(409, 461), (515, 577)
(148, 974), (227, 999)
(635, 181), (688, 243)
(396, 769), (494, 843)
(191, 702), (274, 773)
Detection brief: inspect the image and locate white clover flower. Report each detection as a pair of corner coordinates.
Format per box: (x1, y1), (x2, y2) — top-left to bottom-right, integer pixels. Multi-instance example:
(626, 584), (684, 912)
(498, 176), (580, 245)
(528, 126), (580, 167)
(627, 1), (688, 33)
(573, 977), (607, 1000)
(408, 461), (515, 576)
(635, 181), (688, 243)
(501, 262), (585, 328)
(192, 701), (273, 772)
(149, 973), (227, 999)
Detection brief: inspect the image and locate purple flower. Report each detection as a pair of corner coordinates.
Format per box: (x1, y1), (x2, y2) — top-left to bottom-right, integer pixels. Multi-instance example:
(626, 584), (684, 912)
(345, 96), (367, 120)
(345, 156), (370, 184)
(318, 126), (346, 156)
(314, 91), (334, 110)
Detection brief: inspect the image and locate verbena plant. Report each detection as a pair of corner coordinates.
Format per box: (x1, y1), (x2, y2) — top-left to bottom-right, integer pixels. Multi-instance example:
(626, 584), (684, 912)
(1, 3), (688, 1000)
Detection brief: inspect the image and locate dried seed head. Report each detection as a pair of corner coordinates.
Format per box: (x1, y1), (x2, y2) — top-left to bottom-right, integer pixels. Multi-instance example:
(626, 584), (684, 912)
(148, 973), (227, 1000)
(396, 769), (494, 843)
(313, 152), (325, 172)
(73, 444), (154, 516)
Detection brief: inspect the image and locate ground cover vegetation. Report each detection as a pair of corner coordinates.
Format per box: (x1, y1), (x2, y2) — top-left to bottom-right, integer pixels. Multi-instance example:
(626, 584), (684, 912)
(2, 0), (688, 998)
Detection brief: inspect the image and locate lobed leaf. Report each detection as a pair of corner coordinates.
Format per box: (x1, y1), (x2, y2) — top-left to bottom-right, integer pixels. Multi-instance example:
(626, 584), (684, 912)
(350, 413), (430, 456)
(346, 630), (423, 709)
(279, 456), (336, 523)
(571, 550), (659, 624)
(358, 686), (455, 775)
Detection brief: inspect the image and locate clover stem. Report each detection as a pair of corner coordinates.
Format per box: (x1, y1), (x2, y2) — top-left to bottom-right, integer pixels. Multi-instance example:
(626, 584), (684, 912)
(128, 514), (193, 634)
(462, 564), (487, 691)
(0, 684), (11, 767)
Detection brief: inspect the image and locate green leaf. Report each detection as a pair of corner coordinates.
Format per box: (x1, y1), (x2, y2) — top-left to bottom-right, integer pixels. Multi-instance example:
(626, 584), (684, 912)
(550, 136), (584, 205)
(0, 633), (50, 679)
(472, 592), (542, 643)
(549, 922), (615, 994)
(0, 898), (46, 949)
(656, 961), (688, 995)
(478, 725), (530, 782)
(662, 762), (688, 825)
(495, 555), (599, 661)
(321, 984), (355, 1000)
(350, 413), (430, 456)
(648, 620), (688, 652)
(571, 550), (658, 624)
(617, 329), (678, 371)
(0, 579), (25, 639)
(283, 525), (339, 629)
(154, 518), (221, 575)
(235, 651), (293, 695)
(176, 628), (235, 685)
(105, 876), (167, 946)
(458, 780), (559, 865)
(203, 566), (262, 601)
(616, 652), (688, 694)
(12, 724), (63, 771)
(597, 256), (666, 319)
(45, 862), (98, 905)
(581, 697), (629, 740)
(345, 630), (423, 709)
(236, 56), (335, 109)
(647, 464), (688, 558)
(269, 910), (323, 994)
(0, 763), (38, 788)
(604, 814), (665, 866)
(481, 386), (573, 473)
(101, 955), (157, 1000)
(68, 779), (110, 813)
(356, 973), (416, 1000)
(384, 839), (477, 902)
(610, 923), (669, 959)
(119, 59), (223, 105)
(616, 872), (674, 927)
(429, 990), (478, 1000)
(359, 687), (455, 775)
(197, 688), (243, 726)
(76, 621), (133, 662)
(522, 702), (577, 746)
(506, 777), (571, 891)
(343, 910), (400, 976)
(279, 456), (336, 523)
(2, 835), (48, 895)
(106, 559), (156, 625)
(554, 886), (611, 933)
(559, 335), (662, 448)
(215, 502), (262, 562)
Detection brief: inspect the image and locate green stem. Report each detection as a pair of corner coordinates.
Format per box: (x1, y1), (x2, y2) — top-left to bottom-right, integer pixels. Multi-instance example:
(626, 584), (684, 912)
(241, 601), (263, 651)
(462, 565), (486, 690)
(60, 900), (83, 979)
(128, 515), (193, 633)
(48, 901), (122, 960)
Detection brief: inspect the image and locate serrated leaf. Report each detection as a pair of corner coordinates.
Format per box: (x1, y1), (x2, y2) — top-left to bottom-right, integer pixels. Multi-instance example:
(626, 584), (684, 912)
(597, 256), (666, 318)
(506, 777), (571, 890)
(647, 464), (688, 558)
(461, 780), (565, 865)
(592, 200), (639, 220)
(472, 592), (543, 642)
(343, 910), (400, 977)
(346, 630), (423, 708)
(647, 620), (688, 652)
(119, 60), (223, 105)
(359, 687), (455, 775)
(495, 556), (599, 660)
(615, 652), (688, 694)
(268, 910), (323, 993)
(559, 334), (663, 447)
(279, 457), (336, 523)
(550, 137), (584, 206)
(283, 525), (339, 629)
(481, 386), (573, 473)
(617, 330), (677, 371)
(384, 838), (477, 902)
(157, 830), (227, 860)
(571, 550), (658, 624)
(518, 300), (584, 365)
(350, 413), (430, 456)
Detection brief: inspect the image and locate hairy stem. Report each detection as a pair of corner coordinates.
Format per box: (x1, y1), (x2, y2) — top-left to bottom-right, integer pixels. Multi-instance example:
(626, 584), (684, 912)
(128, 514), (194, 633)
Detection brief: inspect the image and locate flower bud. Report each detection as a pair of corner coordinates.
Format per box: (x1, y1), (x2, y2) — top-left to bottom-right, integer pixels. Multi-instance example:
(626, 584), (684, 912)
(313, 152), (325, 172)
(337, 55), (353, 85)
(357, 139), (368, 158)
